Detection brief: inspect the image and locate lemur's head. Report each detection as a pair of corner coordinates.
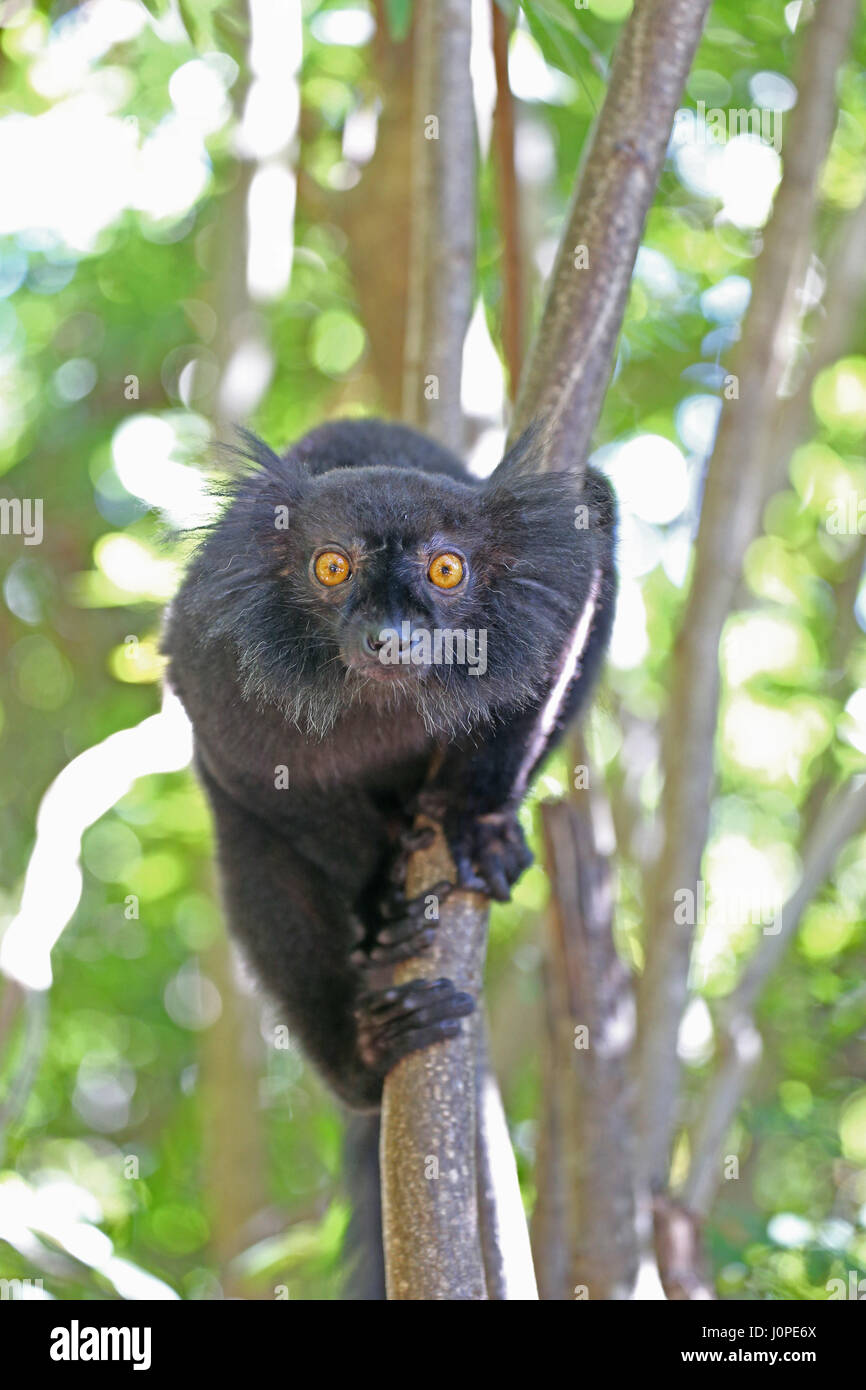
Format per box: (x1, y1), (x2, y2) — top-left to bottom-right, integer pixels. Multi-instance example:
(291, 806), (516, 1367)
(179, 421), (615, 737)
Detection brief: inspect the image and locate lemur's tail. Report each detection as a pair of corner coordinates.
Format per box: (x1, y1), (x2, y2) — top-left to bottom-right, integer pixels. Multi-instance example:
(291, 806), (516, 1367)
(342, 1112), (386, 1300)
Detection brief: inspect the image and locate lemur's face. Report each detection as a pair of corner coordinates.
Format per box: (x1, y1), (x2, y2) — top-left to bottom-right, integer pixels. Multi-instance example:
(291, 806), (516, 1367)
(191, 447), (613, 738)
(288, 469), (484, 686)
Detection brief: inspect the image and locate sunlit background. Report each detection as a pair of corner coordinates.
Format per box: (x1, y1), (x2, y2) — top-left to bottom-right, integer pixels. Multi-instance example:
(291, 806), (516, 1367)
(1, 0), (866, 1300)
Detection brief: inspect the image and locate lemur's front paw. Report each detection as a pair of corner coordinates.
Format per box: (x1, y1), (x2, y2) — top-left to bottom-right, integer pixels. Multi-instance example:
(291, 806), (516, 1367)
(448, 807), (533, 902)
(351, 878), (454, 967)
(355, 978), (475, 1073)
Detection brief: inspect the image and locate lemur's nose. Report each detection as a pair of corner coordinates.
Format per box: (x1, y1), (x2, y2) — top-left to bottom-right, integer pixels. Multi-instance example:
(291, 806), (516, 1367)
(361, 627), (388, 656)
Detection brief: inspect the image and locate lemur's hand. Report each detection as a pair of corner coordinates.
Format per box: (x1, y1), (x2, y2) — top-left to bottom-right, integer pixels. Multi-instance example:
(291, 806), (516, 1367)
(444, 805), (533, 902)
(414, 786), (533, 903)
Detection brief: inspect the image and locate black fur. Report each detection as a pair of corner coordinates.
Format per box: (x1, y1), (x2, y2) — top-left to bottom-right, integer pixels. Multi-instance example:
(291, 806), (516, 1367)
(164, 418), (616, 1110)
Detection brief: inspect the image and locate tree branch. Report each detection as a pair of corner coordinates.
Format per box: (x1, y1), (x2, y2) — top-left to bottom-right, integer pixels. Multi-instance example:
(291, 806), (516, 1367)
(508, 0), (712, 467)
(474, 1024), (539, 1299)
(539, 791), (639, 1300)
(380, 818), (490, 1298)
(762, 192), (866, 508)
(636, 0), (860, 1197)
(682, 776), (866, 1217)
(491, 0), (525, 398)
(401, 0), (476, 452)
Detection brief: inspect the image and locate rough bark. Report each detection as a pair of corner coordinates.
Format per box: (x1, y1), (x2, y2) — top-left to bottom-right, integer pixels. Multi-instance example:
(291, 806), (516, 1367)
(540, 794), (639, 1300)
(380, 821), (489, 1299)
(636, 0), (860, 1198)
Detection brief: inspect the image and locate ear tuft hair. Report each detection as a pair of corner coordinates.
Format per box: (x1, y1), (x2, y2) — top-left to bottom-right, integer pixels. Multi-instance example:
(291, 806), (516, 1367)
(214, 427), (310, 510)
(232, 426), (286, 476)
(484, 422), (547, 491)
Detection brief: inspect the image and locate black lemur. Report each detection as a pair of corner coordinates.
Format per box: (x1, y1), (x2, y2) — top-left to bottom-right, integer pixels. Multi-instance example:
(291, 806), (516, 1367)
(164, 418), (616, 1110)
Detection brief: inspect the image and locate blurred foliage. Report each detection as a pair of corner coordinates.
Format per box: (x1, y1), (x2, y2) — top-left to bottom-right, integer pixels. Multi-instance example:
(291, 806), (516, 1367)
(0, 0), (865, 1301)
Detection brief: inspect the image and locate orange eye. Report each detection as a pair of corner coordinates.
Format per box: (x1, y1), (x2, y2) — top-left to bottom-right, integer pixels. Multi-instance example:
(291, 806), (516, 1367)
(427, 552), (464, 590)
(314, 550), (351, 586)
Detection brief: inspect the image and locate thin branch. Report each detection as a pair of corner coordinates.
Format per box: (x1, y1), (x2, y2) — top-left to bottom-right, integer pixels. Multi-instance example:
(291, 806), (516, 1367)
(475, 1025), (539, 1300)
(679, 1015), (763, 1220)
(508, 0), (712, 467)
(682, 776), (866, 1217)
(681, 528), (866, 1244)
(401, 0), (476, 451)
(492, 0), (711, 1298)
(731, 778), (866, 1020)
(762, 192), (866, 508)
(491, 0), (525, 398)
(636, 0), (860, 1197)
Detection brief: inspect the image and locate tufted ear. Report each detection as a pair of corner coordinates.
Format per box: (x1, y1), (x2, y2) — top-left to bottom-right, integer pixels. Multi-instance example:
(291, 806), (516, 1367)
(203, 429), (311, 570)
(484, 424), (616, 535)
(231, 427), (310, 506)
(482, 423), (585, 525)
(483, 422), (547, 492)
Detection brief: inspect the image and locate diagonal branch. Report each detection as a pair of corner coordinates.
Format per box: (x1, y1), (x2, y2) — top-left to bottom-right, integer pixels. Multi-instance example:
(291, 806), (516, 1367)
(636, 0), (860, 1198)
(761, 192), (866, 510)
(682, 776), (866, 1217)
